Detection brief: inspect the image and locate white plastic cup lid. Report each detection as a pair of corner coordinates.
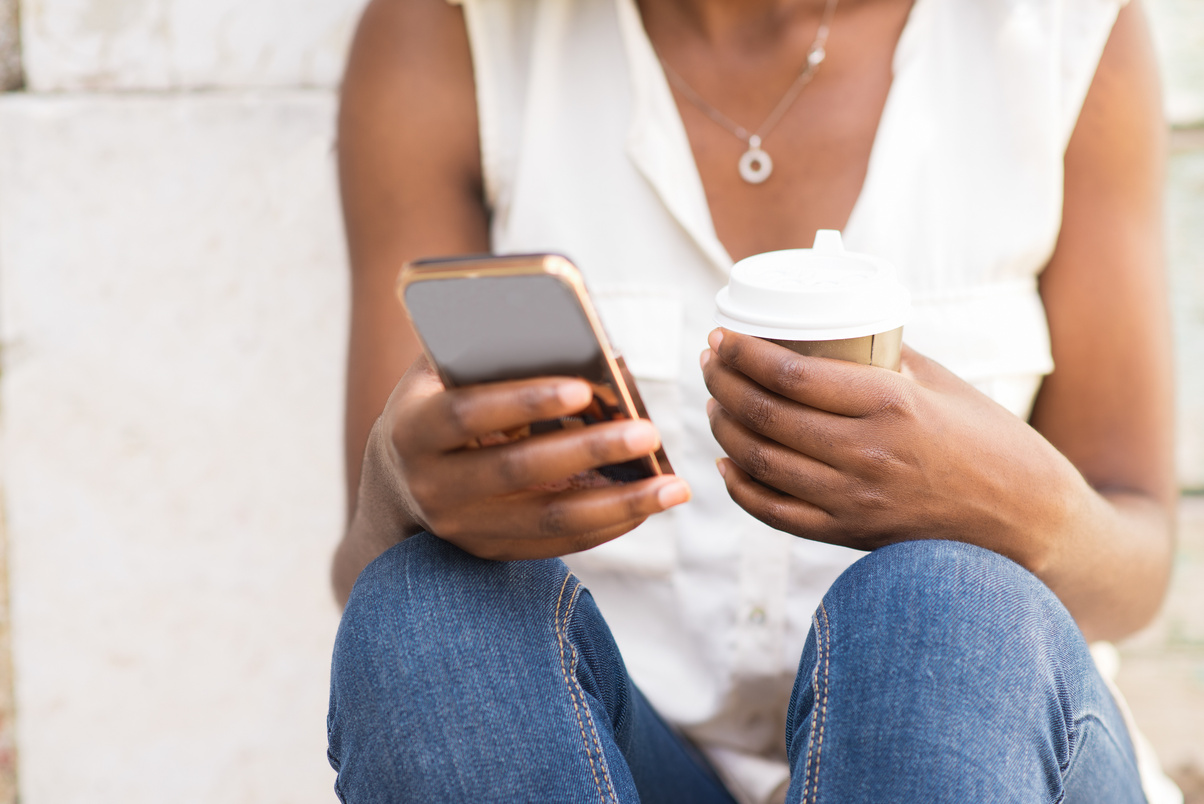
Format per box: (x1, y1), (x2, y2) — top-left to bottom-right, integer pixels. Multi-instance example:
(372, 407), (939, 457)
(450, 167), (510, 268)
(714, 230), (911, 341)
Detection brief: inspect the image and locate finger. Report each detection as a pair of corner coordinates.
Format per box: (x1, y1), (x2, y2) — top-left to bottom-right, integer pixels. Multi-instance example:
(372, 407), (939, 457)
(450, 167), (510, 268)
(716, 458), (840, 541)
(702, 351), (850, 460)
(707, 329), (901, 417)
(708, 403), (847, 503)
(444, 475), (691, 560)
(440, 418), (665, 499)
(407, 376), (595, 452)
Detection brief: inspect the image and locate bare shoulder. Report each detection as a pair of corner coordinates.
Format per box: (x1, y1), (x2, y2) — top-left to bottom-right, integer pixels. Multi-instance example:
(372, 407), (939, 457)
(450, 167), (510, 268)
(342, 0), (478, 124)
(339, 0), (483, 223)
(1063, 0), (1164, 187)
(342, 0), (477, 124)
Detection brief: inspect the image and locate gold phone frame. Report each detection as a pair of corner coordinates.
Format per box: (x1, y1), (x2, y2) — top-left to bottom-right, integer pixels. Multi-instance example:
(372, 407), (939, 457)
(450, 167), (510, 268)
(397, 253), (673, 478)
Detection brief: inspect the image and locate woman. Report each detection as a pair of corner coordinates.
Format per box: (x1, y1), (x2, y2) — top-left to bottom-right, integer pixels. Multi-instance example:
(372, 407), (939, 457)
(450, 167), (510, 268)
(327, 0), (1177, 801)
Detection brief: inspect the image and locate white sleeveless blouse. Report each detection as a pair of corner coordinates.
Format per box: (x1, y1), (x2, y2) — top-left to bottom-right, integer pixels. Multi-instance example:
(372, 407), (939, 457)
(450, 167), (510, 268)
(448, 0), (1179, 801)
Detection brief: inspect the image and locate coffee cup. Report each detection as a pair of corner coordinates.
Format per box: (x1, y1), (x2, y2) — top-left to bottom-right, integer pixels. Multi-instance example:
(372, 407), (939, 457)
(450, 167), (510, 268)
(714, 230), (911, 370)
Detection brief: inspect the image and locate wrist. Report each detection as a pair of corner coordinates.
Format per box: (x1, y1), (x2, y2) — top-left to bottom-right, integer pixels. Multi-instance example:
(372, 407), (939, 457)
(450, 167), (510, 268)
(1017, 453), (1094, 584)
(333, 419), (426, 606)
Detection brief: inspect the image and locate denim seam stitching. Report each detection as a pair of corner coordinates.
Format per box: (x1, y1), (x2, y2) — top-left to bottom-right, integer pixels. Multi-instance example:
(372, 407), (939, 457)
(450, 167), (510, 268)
(808, 602), (832, 804)
(554, 571), (612, 804)
(565, 582), (621, 804)
(799, 607), (822, 799)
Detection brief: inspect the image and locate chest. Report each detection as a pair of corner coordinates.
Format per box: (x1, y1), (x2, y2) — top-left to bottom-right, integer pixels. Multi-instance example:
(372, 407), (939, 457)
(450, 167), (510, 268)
(640, 1), (916, 261)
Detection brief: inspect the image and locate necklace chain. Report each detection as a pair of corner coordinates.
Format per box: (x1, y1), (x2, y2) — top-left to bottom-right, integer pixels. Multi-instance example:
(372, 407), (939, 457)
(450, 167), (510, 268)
(657, 0), (840, 184)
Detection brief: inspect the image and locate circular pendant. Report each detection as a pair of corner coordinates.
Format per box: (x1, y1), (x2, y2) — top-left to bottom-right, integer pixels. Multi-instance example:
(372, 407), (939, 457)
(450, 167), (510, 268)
(738, 145), (773, 184)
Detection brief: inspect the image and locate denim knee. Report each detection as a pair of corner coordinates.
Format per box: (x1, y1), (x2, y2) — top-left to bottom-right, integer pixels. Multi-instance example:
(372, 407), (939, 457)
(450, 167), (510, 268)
(329, 533), (590, 723)
(786, 539), (1140, 802)
(334, 532), (575, 657)
(825, 538), (1075, 641)
(799, 538), (1090, 711)
(327, 533), (638, 802)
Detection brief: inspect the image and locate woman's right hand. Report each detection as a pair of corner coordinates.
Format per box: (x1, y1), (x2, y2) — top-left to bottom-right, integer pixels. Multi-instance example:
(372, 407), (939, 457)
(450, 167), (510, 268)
(353, 355), (691, 564)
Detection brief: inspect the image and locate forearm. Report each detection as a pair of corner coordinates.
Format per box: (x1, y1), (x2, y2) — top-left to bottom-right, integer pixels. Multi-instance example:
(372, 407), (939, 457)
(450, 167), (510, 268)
(1036, 470), (1175, 643)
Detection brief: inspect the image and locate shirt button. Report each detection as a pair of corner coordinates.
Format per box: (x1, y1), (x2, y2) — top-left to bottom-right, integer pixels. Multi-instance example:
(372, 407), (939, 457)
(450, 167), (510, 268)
(748, 606), (767, 625)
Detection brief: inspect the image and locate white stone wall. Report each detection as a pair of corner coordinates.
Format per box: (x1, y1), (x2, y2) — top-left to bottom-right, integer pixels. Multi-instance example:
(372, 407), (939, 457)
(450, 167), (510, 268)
(1148, 0), (1204, 126)
(20, 0), (361, 90)
(1167, 138), (1204, 490)
(1149, 0), (1204, 487)
(2, 1), (357, 801)
(0, 91), (347, 803)
(0, 2), (1202, 804)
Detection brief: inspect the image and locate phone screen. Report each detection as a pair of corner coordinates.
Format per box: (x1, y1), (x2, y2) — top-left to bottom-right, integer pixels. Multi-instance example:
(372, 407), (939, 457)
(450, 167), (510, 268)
(404, 274), (608, 386)
(404, 270), (668, 483)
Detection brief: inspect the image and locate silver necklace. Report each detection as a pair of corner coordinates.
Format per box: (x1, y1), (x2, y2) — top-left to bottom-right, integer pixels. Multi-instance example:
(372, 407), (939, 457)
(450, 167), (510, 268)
(657, 0), (839, 184)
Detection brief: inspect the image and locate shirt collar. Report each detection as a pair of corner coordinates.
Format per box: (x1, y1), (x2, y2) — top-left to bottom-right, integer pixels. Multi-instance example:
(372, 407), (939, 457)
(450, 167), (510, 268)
(616, 0), (734, 277)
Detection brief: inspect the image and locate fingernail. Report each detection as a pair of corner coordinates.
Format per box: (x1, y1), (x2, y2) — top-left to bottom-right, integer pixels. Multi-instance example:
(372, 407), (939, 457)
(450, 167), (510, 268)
(708, 329), (724, 351)
(706, 398), (717, 416)
(715, 458), (728, 478)
(699, 349), (712, 369)
(657, 479), (691, 508)
(623, 420), (660, 452)
(557, 381), (592, 408)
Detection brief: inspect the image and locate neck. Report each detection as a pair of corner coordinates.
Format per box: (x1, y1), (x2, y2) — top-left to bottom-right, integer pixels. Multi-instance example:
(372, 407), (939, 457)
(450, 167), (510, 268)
(642, 0), (834, 45)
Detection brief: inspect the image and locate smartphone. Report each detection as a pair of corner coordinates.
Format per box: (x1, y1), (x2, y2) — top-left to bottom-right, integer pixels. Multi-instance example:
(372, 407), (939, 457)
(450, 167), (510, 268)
(397, 253), (673, 483)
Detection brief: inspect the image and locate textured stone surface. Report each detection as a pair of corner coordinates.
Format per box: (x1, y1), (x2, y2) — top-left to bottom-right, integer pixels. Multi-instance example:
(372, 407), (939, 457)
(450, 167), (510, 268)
(1167, 134), (1204, 490)
(19, 0), (362, 91)
(13, 0), (1203, 105)
(0, 92), (345, 804)
(0, 508), (16, 804)
(1147, 0), (1204, 126)
(0, 0), (21, 90)
(1117, 496), (1204, 790)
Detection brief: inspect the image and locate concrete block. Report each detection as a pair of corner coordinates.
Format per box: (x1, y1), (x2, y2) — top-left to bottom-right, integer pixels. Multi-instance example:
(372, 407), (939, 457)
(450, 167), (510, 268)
(0, 92), (346, 804)
(1167, 139), (1204, 490)
(19, 0), (362, 91)
(1147, 0), (1204, 126)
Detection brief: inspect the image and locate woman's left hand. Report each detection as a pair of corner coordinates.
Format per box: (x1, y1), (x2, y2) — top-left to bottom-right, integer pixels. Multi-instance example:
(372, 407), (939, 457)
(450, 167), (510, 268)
(701, 328), (1083, 573)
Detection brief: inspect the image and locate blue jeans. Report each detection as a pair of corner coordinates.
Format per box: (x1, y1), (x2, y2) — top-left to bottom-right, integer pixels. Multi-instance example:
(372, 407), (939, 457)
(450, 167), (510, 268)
(328, 535), (1146, 803)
